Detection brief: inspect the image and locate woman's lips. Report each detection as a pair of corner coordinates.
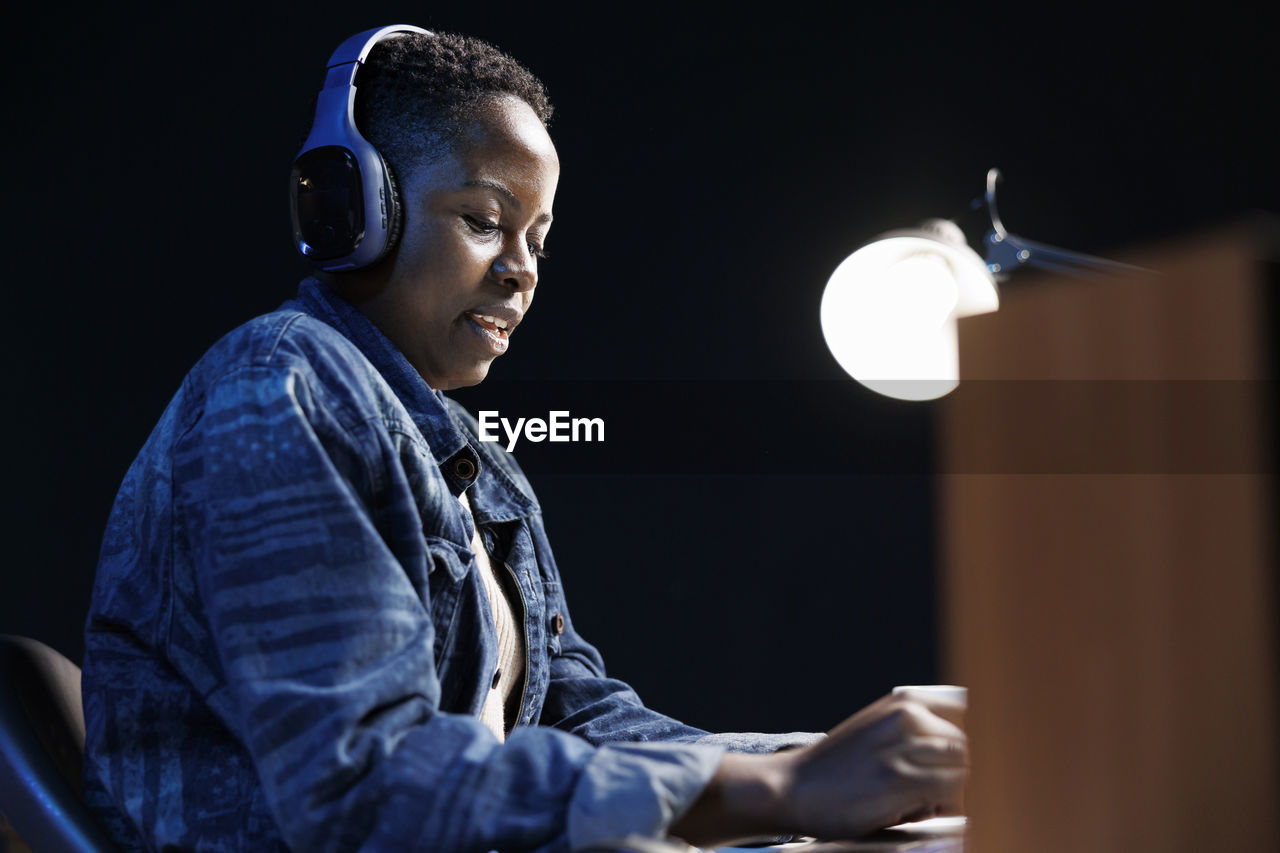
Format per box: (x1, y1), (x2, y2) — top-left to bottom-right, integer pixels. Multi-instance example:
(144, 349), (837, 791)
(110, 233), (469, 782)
(466, 311), (510, 337)
(464, 312), (509, 354)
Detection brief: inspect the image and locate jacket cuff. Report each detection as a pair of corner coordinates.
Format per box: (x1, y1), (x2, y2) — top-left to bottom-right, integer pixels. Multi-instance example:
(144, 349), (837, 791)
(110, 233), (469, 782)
(693, 730), (826, 754)
(567, 741), (724, 851)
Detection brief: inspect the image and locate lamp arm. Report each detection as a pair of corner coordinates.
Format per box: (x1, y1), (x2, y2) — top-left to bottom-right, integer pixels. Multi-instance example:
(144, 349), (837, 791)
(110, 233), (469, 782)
(980, 167), (1153, 278)
(984, 229), (1152, 278)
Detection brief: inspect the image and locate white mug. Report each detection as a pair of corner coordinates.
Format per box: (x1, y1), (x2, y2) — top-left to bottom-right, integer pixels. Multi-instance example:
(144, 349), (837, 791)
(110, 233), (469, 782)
(892, 684), (967, 704)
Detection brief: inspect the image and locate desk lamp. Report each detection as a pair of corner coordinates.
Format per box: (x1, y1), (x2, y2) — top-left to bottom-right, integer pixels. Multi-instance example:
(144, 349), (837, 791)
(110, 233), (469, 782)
(820, 168), (1148, 401)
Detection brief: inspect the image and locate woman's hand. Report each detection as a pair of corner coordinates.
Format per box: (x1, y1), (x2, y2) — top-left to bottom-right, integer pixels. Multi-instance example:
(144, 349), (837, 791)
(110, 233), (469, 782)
(780, 690), (967, 837)
(668, 691), (967, 848)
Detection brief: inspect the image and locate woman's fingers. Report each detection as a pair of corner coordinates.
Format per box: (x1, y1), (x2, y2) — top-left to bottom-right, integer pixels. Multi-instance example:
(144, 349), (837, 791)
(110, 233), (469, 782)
(859, 695), (966, 747)
(890, 734), (969, 768)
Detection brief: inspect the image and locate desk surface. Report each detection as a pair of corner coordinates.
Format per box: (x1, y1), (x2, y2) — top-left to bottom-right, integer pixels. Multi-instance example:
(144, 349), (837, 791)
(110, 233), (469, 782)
(717, 817), (965, 852)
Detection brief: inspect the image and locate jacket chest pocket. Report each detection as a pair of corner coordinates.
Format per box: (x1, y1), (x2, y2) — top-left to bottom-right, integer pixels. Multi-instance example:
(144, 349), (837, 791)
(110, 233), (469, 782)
(422, 536), (471, 667)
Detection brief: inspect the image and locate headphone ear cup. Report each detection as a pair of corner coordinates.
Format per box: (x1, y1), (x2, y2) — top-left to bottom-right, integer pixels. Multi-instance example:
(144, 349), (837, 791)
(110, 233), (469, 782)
(376, 162), (405, 264)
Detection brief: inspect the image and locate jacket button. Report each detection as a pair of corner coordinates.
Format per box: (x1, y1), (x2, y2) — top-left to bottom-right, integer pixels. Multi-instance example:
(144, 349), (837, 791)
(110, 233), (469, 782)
(453, 458), (476, 480)
(491, 669), (502, 689)
(552, 613), (565, 635)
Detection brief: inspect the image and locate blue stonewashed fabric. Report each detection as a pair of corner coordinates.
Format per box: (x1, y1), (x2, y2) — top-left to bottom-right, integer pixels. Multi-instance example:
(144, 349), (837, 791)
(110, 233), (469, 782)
(82, 277), (819, 852)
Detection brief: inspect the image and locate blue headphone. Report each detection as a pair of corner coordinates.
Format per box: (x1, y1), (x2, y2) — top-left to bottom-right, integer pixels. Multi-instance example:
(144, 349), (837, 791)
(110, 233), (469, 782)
(289, 25), (433, 271)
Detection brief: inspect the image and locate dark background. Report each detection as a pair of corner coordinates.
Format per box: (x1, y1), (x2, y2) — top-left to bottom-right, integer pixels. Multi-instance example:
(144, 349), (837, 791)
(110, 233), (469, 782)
(5, 3), (1276, 736)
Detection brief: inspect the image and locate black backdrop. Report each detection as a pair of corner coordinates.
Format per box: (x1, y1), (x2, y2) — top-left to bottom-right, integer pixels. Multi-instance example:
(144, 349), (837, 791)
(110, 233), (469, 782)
(5, 2), (1276, 737)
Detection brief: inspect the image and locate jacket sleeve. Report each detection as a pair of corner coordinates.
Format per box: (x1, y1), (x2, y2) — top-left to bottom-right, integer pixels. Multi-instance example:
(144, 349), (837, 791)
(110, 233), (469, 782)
(179, 365), (725, 853)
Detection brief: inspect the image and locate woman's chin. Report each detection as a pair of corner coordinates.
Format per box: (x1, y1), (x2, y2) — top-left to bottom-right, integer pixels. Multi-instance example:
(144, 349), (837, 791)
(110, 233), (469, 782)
(432, 361), (493, 392)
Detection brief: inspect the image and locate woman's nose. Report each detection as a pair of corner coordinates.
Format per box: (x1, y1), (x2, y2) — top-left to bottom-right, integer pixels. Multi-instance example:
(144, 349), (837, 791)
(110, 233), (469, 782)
(490, 248), (536, 292)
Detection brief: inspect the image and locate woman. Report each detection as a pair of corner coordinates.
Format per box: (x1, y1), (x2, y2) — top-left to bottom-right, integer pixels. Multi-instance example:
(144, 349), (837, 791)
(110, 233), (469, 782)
(82, 27), (966, 851)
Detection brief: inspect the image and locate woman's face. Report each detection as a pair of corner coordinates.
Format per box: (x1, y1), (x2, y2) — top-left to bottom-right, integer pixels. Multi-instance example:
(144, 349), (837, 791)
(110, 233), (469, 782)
(361, 94), (559, 391)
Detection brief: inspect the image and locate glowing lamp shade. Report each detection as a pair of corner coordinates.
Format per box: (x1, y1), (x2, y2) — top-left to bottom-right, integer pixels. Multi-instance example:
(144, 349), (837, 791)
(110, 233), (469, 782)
(821, 220), (999, 401)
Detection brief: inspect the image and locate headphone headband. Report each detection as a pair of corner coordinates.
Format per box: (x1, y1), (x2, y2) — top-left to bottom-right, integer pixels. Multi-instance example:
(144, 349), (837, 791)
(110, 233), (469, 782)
(289, 25), (434, 271)
(328, 25), (434, 66)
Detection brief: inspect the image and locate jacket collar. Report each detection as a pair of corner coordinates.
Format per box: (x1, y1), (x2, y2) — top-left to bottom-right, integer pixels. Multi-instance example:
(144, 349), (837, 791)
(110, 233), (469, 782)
(291, 277), (478, 491)
(291, 277), (539, 522)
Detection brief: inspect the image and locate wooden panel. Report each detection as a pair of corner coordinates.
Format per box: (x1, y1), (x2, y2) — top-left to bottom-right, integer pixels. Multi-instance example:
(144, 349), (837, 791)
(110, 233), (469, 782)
(939, 222), (1279, 853)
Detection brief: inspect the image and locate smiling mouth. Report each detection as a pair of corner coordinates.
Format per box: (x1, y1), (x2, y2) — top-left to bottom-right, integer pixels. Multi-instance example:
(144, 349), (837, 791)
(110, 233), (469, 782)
(466, 312), (510, 339)
(464, 312), (511, 355)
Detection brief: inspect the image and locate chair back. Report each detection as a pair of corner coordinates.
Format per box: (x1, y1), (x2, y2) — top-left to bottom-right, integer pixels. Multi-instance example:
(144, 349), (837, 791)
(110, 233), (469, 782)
(0, 635), (115, 852)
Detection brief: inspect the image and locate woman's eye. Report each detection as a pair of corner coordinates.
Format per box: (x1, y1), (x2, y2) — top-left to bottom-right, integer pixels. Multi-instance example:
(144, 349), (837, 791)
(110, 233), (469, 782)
(463, 215), (500, 234)
(463, 216), (548, 259)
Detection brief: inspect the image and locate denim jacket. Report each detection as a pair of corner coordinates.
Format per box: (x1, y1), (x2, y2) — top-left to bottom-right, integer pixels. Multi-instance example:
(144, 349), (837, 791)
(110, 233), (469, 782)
(82, 278), (818, 852)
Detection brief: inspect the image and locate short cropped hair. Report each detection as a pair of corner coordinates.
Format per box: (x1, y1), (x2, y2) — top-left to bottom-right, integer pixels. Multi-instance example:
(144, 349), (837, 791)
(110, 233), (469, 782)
(354, 31), (553, 181)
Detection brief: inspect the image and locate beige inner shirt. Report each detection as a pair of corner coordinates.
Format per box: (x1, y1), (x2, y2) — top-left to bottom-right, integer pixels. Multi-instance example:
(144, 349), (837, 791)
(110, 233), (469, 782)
(457, 489), (525, 741)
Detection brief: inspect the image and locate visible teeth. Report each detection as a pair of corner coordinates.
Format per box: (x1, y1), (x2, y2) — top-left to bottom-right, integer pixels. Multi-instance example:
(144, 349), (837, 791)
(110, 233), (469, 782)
(469, 312), (510, 331)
